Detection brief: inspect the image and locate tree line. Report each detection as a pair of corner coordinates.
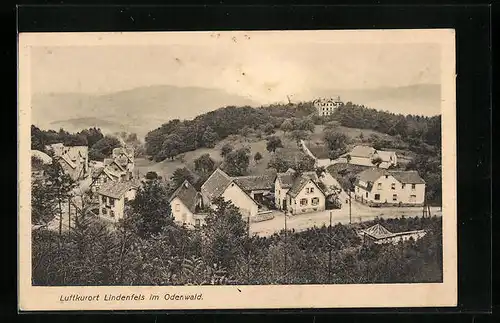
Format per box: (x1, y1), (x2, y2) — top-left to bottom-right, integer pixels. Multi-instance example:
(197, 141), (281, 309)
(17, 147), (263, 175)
(144, 103), (317, 162)
(31, 125), (143, 161)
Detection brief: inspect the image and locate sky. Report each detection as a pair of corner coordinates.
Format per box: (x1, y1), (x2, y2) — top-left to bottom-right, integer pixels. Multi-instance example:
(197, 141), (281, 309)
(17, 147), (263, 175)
(30, 33), (441, 105)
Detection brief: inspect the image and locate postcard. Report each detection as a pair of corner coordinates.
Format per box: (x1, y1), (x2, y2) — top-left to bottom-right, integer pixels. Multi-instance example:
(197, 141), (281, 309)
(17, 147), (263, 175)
(18, 29), (457, 311)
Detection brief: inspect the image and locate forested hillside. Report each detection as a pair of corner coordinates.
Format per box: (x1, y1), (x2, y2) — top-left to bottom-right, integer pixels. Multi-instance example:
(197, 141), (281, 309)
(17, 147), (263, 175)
(144, 101), (441, 162)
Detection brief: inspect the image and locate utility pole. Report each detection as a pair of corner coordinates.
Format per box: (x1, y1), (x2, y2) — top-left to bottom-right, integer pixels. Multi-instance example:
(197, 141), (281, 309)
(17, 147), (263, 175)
(284, 211), (288, 284)
(68, 198), (71, 235)
(247, 215), (250, 284)
(348, 190), (352, 224)
(328, 211), (332, 283)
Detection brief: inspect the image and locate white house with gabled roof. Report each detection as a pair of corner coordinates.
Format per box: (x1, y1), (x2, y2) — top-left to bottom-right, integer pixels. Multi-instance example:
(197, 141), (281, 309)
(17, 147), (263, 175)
(354, 168), (426, 206)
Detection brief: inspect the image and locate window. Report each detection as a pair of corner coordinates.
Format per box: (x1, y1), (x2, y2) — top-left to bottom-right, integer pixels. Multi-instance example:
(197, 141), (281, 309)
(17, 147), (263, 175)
(101, 196), (106, 204)
(306, 187), (315, 194)
(366, 192), (368, 198)
(402, 184), (406, 189)
(410, 194), (416, 202)
(411, 184), (416, 190)
(110, 199), (115, 207)
(110, 210), (115, 217)
(102, 208), (107, 215)
(195, 219), (201, 228)
(391, 183), (396, 190)
(311, 197), (319, 206)
(300, 198), (308, 206)
(175, 204), (180, 212)
(377, 183), (382, 190)
(385, 175), (388, 179)
(392, 194), (398, 201)
(374, 194), (380, 201)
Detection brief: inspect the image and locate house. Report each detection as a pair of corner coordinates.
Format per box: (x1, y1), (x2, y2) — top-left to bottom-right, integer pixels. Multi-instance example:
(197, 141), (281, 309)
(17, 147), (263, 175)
(31, 150), (52, 179)
(89, 165), (127, 194)
(97, 180), (139, 222)
(353, 168), (426, 207)
(313, 96), (342, 116)
(169, 180), (207, 228)
(232, 172), (276, 205)
(112, 147), (135, 175)
(300, 140), (332, 167)
(275, 169), (326, 215)
(201, 168), (264, 219)
(358, 223), (427, 245)
(338, 145), (397, 169)
(45, 143), (89, 181)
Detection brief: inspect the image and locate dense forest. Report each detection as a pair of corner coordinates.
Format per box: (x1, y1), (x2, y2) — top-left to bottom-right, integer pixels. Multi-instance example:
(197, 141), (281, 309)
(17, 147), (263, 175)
(32, 177), (443, 286)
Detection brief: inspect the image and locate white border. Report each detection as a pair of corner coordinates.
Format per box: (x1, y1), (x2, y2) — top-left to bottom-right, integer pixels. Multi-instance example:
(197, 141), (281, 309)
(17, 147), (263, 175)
(18, 29), (457, 311)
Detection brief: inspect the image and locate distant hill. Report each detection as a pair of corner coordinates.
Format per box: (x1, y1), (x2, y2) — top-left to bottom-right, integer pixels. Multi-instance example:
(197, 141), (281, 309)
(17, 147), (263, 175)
(313, 84), (441, 117)
(32, 85), (259, 137)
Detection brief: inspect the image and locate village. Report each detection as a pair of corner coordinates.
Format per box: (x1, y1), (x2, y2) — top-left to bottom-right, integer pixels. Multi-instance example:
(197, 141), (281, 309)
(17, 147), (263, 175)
(31, 97), (440, 244)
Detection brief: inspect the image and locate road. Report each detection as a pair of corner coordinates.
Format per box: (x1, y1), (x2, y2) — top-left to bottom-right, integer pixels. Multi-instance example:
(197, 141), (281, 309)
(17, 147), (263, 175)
(250, 203), (442, 237)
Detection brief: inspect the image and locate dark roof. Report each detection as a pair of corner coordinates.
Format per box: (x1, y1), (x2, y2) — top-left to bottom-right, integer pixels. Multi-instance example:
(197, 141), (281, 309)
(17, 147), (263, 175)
(97, 180), (139, 199)
(169, 180), (200, 213)
(286, 171), (323, 198)
(276, 172), (295, 188)
(91, 166), (105, 179)
(200, 168), (233, 201)
(356, 168), (387, 183)
(233, 173), (275, 192)
(389, 171), (426, 184)
(305, 142), (330, 159)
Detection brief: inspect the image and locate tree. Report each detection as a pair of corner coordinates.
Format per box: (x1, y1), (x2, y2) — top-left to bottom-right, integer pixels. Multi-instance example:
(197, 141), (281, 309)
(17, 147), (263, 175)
(220, 143), (234, 158)
(297, 118), (315, 132)
(267, 154), (291, 173)
(262, 123), (275, 135)
(145, 171), (159, 180)
(79, 127), (104, 148)
(371, 156), (383, 168)
(202, 126), (218, 148)
(289, 130), (310, 147)
(254, 152), (263, 163)
(171, 167), (195, 188)
(266, 136), (283, 153)
(223, 148), (250, 176)
(295, 155), (316, 174)
(346, 154), (352, 164)
(202, 197), (247, 271)
(89, 135), (122, 161)
(129, 179), (173, 238)
(42, 160), (77, 237)
(280, 119), (294, 134)
(315, 166), (326, 179)
(323, 130), (349, 161)
(194, 154), (215, 174)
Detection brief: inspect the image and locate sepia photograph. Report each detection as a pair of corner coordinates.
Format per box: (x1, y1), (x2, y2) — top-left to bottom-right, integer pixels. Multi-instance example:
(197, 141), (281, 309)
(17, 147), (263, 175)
(18, 30), (457, 310)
